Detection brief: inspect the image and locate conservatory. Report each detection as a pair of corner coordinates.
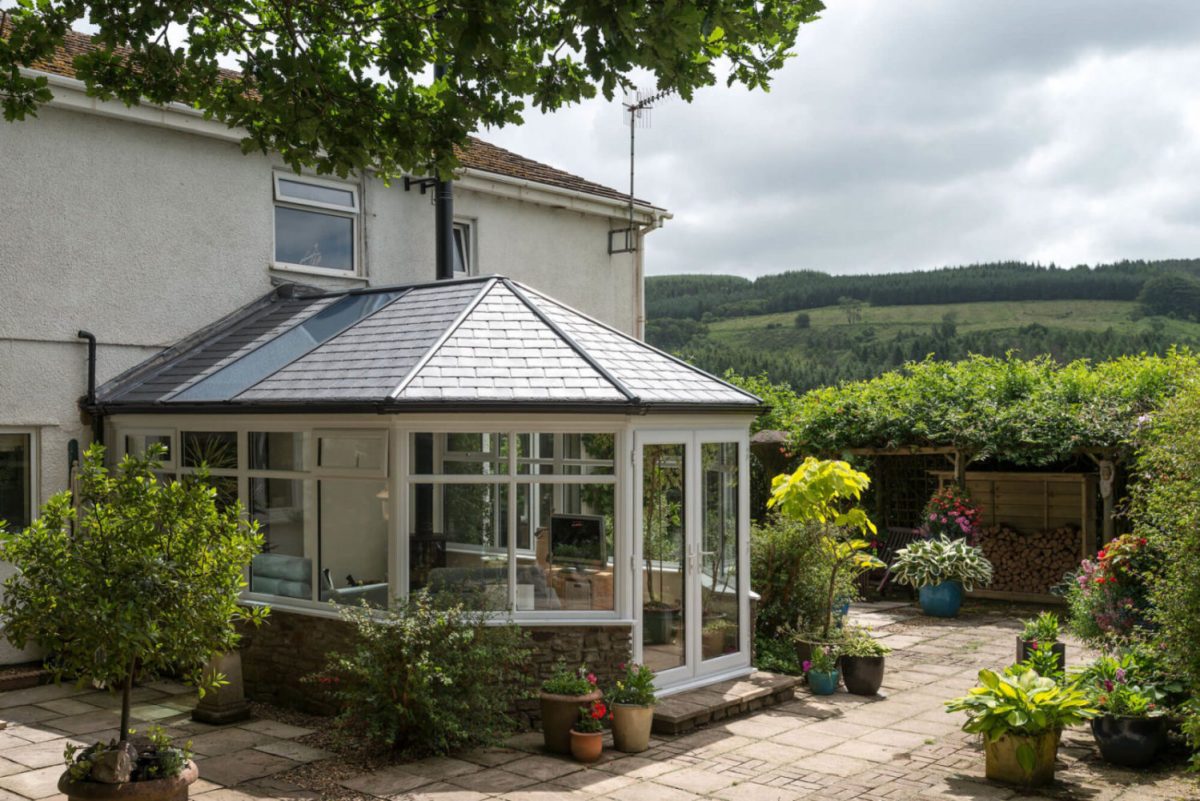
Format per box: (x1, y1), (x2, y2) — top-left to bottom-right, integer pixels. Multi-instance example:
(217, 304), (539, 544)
(92, 276), (761, 695)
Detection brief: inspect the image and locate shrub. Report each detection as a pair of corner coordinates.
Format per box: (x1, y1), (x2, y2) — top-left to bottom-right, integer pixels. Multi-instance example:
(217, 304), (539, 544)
(890, 536), (994, 590)
(312, 591), (533, 755)
(794, 312), (811, 329)
(0, 444), (264, 776)
(1062, 534), (1161, 647)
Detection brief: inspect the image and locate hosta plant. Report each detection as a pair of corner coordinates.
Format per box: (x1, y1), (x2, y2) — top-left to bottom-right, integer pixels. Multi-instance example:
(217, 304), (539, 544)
(891, 536), (994, 591)
(946, 669), (1096, 770)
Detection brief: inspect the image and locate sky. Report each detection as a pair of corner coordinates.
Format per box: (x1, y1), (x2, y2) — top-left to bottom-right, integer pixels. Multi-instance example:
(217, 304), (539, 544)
(483, 1), (1200, 278)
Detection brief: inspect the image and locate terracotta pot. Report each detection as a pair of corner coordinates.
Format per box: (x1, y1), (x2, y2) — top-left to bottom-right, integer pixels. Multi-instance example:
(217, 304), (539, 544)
(1015, 637), (1066, 671)
(984, 731), (1057, 787)
(59, 760), (199, 801)
(539, 690), (602, 755)
(569, 730), (604, 763)
(841, 655), (885, 696)
(611, 704), (655, 753)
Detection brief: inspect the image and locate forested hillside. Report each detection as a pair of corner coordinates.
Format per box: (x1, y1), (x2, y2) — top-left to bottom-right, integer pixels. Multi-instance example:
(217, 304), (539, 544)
(646, 260), (1200, 391)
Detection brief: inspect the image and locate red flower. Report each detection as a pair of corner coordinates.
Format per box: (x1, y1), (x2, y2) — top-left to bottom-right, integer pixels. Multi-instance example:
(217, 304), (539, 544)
(590, 701), (608, 719)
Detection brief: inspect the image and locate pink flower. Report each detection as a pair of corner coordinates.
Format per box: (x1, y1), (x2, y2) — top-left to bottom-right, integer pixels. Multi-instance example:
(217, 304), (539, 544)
(587, 672), (598, 685)
(802, 660), (812, 673)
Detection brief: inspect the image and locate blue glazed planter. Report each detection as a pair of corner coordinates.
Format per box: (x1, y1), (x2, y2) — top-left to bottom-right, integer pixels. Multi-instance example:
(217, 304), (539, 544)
(919, 581), (964, 617)
(808, 669), (840, 696)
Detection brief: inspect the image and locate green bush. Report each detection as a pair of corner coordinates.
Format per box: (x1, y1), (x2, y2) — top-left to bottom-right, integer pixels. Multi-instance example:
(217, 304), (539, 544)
(1129, 374), (1200, 764)
(750, 515), (860, 640)
(312, 591), (533, 755)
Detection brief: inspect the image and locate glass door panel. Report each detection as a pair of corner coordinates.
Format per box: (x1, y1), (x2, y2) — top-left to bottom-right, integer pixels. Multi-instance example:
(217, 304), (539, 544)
(701, 443), (740, 661)
(641, 443), (686, 673)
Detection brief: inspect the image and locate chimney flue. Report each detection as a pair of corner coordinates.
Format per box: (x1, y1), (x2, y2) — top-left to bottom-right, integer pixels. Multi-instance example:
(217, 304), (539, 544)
(434, 63), (455, 281)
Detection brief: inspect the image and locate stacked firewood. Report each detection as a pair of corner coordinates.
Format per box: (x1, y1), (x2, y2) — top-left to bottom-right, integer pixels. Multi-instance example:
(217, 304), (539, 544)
(975, 525), (1080, 594)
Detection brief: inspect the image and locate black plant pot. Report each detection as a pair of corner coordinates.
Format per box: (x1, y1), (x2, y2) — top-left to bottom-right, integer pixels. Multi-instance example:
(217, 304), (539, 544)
(841, 655), (885, 696)
(1016, 637), (1066, 670)
(1091, 715), (1169, 768)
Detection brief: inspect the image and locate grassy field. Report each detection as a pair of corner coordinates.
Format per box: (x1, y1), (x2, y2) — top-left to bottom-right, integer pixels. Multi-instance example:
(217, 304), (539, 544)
(706, 299), (1200, 351)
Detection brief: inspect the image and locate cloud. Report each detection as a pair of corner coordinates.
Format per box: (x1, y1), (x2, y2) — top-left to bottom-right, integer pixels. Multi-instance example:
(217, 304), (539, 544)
(483, 0), (1200, 277)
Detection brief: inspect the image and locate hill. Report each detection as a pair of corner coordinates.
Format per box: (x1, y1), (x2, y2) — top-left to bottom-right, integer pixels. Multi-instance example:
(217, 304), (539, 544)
(646, 261), (1200, 391)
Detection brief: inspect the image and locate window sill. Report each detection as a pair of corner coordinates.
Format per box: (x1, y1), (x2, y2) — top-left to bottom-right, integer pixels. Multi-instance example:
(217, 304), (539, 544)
(240, 596), (633, 627)
(269, 262), (368, 282)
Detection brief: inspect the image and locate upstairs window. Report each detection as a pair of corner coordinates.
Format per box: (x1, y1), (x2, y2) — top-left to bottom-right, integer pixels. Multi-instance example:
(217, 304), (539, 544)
(273, 174), (359, 273)
(453, 221), (473, 275)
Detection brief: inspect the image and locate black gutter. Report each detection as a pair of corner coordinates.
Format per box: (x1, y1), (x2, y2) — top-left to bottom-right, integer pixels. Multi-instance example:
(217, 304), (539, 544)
(500, 278), (643, 405)
(77, 330), (102, 444)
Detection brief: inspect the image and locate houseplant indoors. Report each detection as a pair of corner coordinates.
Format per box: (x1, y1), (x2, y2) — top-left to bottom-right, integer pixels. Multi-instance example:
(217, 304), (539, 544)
(1017, 611), (1065, 669)
(890, 536), (994, 617)
(839, 626), (891, 696)
(570, 700), (608, 763)
(606, 662), (657, 753)
(804, 645), (840, 696)
(946, 668), (1095, 787)
(0, 445), (266, 801)
(540, 663), (601, 755)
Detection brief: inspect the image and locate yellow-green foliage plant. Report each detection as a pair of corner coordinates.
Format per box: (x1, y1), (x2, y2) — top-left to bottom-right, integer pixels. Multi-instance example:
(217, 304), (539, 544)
(767, 458), (884, 639)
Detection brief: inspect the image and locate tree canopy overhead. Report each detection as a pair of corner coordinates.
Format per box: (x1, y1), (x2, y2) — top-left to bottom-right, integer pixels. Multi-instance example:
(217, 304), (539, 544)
(0, 0), (824, 178)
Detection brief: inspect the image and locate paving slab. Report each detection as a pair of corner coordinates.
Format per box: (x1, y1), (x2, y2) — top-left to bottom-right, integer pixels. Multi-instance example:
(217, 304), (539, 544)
(194, 750), (297, 786)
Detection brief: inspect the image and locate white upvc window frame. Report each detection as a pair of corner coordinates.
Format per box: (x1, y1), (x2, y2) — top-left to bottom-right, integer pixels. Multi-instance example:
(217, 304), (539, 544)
(0, 427), (39, 531)
(452, 219), (475, 276)
(271, 172), (362, 278)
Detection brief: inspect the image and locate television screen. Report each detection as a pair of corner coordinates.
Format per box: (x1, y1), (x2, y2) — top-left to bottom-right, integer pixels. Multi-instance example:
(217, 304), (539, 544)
(550, 514), (606, 566)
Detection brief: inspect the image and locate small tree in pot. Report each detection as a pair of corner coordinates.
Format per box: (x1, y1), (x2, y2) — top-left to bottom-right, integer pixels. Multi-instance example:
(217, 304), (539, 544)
(0, 445), (266, 800)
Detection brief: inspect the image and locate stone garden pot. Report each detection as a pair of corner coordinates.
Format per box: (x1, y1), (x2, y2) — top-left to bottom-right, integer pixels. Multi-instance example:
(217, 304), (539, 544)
(540, 689), (602, 755)
(841, 655), (885, 696)
(984, 731), (1057, 787)
(918, 581), (963, 617)
(1091, 715), (1168, 768)
(1015, 637), (1066, 671)
(611, 703), (655, 753)
(59, 761), (198, 801)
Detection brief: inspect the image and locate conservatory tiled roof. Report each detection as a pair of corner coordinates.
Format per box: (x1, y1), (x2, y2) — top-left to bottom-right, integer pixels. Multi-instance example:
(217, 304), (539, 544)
(95, 276), (762, 413)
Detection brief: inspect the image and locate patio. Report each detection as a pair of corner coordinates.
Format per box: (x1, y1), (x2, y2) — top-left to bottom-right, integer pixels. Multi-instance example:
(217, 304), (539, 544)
(0, 602), (1193, 801)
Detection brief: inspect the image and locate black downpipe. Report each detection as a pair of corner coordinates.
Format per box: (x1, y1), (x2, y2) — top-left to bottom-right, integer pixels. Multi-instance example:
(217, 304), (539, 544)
(77, 330), (102, 446)
(434, 62), (455, 281)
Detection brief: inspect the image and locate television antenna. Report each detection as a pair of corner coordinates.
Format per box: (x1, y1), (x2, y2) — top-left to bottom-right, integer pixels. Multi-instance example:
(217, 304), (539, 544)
(609, 88), (671, 254)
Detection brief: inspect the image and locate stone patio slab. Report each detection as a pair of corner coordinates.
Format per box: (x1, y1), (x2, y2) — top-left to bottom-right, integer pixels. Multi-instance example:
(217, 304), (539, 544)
(194, 751), (297, 787)
(0, 765), (64, 799)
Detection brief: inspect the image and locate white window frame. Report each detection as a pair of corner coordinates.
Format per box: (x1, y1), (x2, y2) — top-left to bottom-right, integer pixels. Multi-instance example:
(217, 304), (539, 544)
(453, 219), (475, 276)
(271, 172), (362, 278)
(0, 427), (39, 530)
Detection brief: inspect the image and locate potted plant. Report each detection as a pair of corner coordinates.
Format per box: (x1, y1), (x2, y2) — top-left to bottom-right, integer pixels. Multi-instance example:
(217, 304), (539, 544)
(921, 484), (982, 542)
(890, 536), (994, 617)
(804, 645), (840, 696)
(767, 458), (884, 661)
(946, 669), (1096, 787)
(1076, 652), (1179, 768)
(839, 626), (891, 696)
(540, 663), (601, 755)
(0, 445), (265, 801)
(1016, 612), (1065, 669)
(701, 617), (737, 657)
(570, 700), (608, 763)
(606, 663), (657, 753)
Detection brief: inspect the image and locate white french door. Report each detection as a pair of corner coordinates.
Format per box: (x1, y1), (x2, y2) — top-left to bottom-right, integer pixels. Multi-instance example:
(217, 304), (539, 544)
(634, 429), (750, 691)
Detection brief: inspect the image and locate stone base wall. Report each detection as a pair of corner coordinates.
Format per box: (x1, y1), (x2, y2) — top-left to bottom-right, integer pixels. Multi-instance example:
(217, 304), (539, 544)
(237, 609), (633, 721)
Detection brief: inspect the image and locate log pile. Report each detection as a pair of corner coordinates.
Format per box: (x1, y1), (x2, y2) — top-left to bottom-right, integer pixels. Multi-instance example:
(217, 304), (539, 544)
(976, 525), (1080, 595)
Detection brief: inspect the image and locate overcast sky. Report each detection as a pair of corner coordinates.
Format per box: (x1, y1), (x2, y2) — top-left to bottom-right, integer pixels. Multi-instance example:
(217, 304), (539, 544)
(484, 1), (1200, 278)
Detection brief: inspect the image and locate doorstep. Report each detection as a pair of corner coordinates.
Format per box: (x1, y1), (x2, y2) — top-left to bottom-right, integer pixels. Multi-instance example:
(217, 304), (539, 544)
(651, 671), (800, 735)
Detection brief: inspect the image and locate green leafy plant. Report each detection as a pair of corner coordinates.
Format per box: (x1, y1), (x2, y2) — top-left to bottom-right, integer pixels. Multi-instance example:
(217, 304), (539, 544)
(573, 701), (609, 734)
(767, 459), (884, 639)
(542, 663), (598, 697)
(606, 663), (657, 707)
(1010, 642), (1064, 684)
(1072, 649), (1184, 714)
(922, 485), (982, 542)
(0, 444), (264, 775)
(1020, 612), (1061, 644)
(839, 626), (891, 658)
(946, 669), (1096, 772)
(1062, 534), (1162, 647)
(803, 645), (838, 674)
(311, 590), (532, 755)
(890, 536), (994, 591)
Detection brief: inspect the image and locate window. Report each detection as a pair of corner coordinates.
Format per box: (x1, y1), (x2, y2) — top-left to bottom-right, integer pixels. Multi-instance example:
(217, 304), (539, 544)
(0, 432), (34, 532)
(179, 431), (239, 509)
(273, 174), (359, 273)
(453, 221), (473, 275)
(409, 431), (617, 614)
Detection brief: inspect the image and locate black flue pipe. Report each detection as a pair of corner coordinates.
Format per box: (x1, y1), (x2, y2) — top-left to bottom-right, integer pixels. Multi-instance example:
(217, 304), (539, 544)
(77, 330), (102, 445)
(434, 62), (455, 281)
